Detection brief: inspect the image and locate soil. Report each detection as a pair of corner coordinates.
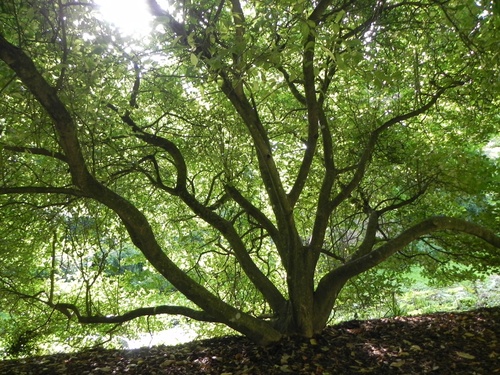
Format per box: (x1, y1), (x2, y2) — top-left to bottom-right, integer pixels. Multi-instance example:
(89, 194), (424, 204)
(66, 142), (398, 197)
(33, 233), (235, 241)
(1, 306), (498, 374)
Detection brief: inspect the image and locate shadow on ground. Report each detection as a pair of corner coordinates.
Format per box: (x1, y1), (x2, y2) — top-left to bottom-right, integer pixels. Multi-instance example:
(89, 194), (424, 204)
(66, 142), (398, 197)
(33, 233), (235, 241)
(1, 306), (498, 374)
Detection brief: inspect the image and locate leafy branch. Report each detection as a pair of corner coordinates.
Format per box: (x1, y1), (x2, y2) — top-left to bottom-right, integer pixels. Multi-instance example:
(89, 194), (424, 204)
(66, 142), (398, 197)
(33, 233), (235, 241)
(314, 216), (500, 324)
(52, 302), (222, 324)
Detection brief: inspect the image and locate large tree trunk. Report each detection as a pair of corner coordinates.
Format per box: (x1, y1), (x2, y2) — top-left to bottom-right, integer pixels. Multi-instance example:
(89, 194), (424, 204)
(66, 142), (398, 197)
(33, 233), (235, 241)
(287, 245), (317, 337)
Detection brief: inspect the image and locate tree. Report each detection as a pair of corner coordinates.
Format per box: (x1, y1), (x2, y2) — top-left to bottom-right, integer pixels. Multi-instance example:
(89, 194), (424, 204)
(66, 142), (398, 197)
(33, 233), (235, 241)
(0, 0), (499, 350)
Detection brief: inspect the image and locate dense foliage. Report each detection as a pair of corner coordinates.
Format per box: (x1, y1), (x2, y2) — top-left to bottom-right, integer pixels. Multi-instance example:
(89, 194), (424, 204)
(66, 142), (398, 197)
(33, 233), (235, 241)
(0, 0), (499, 356)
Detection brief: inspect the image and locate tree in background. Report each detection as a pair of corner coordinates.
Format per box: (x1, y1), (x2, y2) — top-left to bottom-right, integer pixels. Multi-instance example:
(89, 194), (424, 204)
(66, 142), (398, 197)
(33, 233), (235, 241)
(0, 0), (499, 352)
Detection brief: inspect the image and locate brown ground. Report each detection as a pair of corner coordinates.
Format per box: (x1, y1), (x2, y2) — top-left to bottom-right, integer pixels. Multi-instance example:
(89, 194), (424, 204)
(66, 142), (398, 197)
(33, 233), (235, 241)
(1, 306), (498, 374)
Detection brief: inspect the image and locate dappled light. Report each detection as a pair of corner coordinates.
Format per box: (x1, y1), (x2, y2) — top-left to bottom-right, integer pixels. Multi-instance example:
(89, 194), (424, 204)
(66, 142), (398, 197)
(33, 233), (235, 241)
(0, 307), (498, 373)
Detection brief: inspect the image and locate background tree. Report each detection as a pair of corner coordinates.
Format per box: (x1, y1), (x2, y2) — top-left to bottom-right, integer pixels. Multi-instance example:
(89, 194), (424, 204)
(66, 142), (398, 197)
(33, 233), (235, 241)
(0, 0), (499, 352)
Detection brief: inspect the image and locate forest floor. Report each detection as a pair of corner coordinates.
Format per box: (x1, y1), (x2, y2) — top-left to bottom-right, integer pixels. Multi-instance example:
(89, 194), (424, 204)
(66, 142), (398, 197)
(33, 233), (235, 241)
(0, 306), (498, 375)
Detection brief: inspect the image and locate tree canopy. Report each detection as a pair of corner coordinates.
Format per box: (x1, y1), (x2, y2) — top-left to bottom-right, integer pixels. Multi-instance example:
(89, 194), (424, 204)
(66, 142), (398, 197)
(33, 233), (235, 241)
(0, 0), (499, 354)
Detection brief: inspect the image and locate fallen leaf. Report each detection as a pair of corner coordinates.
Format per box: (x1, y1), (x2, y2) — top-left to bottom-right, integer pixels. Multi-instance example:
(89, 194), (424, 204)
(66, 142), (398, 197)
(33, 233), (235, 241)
(279, 364), (292, 372)
(390, 360), (405, 367)
(347, 328), (363, 334)
(280, 353), (291, 364)
(93, 366), (112, 373)
(161, 359), (176, 367)
(456, 351), (475, 359)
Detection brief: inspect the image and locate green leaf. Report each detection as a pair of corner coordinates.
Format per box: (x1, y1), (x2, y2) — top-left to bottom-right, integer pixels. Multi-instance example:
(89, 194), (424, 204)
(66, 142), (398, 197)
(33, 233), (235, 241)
(190, 53), (199, 66)
(334, 10), (346, 23)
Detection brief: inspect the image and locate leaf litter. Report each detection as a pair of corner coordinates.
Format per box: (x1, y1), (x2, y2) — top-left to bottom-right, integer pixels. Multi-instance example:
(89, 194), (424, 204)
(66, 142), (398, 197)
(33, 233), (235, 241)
(0, 306), (498, 374)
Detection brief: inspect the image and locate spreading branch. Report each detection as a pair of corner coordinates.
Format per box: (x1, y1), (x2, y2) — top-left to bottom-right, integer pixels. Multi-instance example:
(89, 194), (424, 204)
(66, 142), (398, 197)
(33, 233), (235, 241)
(0, 186), (88, 197)
(314, 216), (500, 321)
(2, 145), (67, 162)
(52, 302), (222, 324)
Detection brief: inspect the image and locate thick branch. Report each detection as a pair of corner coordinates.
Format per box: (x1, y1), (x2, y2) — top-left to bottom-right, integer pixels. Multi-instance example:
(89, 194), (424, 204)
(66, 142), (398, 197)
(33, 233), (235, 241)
(309, 0), (336, 22)
(307, 105), (338, 260)
(300, 22), (320, 196)
(277, 66), (306, 105)
(107, 106), (188, 191)
(107, 104), (287, 314)
(145, 3), (292, 235)
(348, 210), (379, 261)
(53, 302), (222, 324)
(129, 61), (140, 108)
(302, 2), (388, 234)
(225, 184), (279, 243)
(229, 0), (246, 73)
(314, 216), (500, 319)
(146, 0), (188, 40)
(218, 81), (299, 270)
(3, 145), (67, 162)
